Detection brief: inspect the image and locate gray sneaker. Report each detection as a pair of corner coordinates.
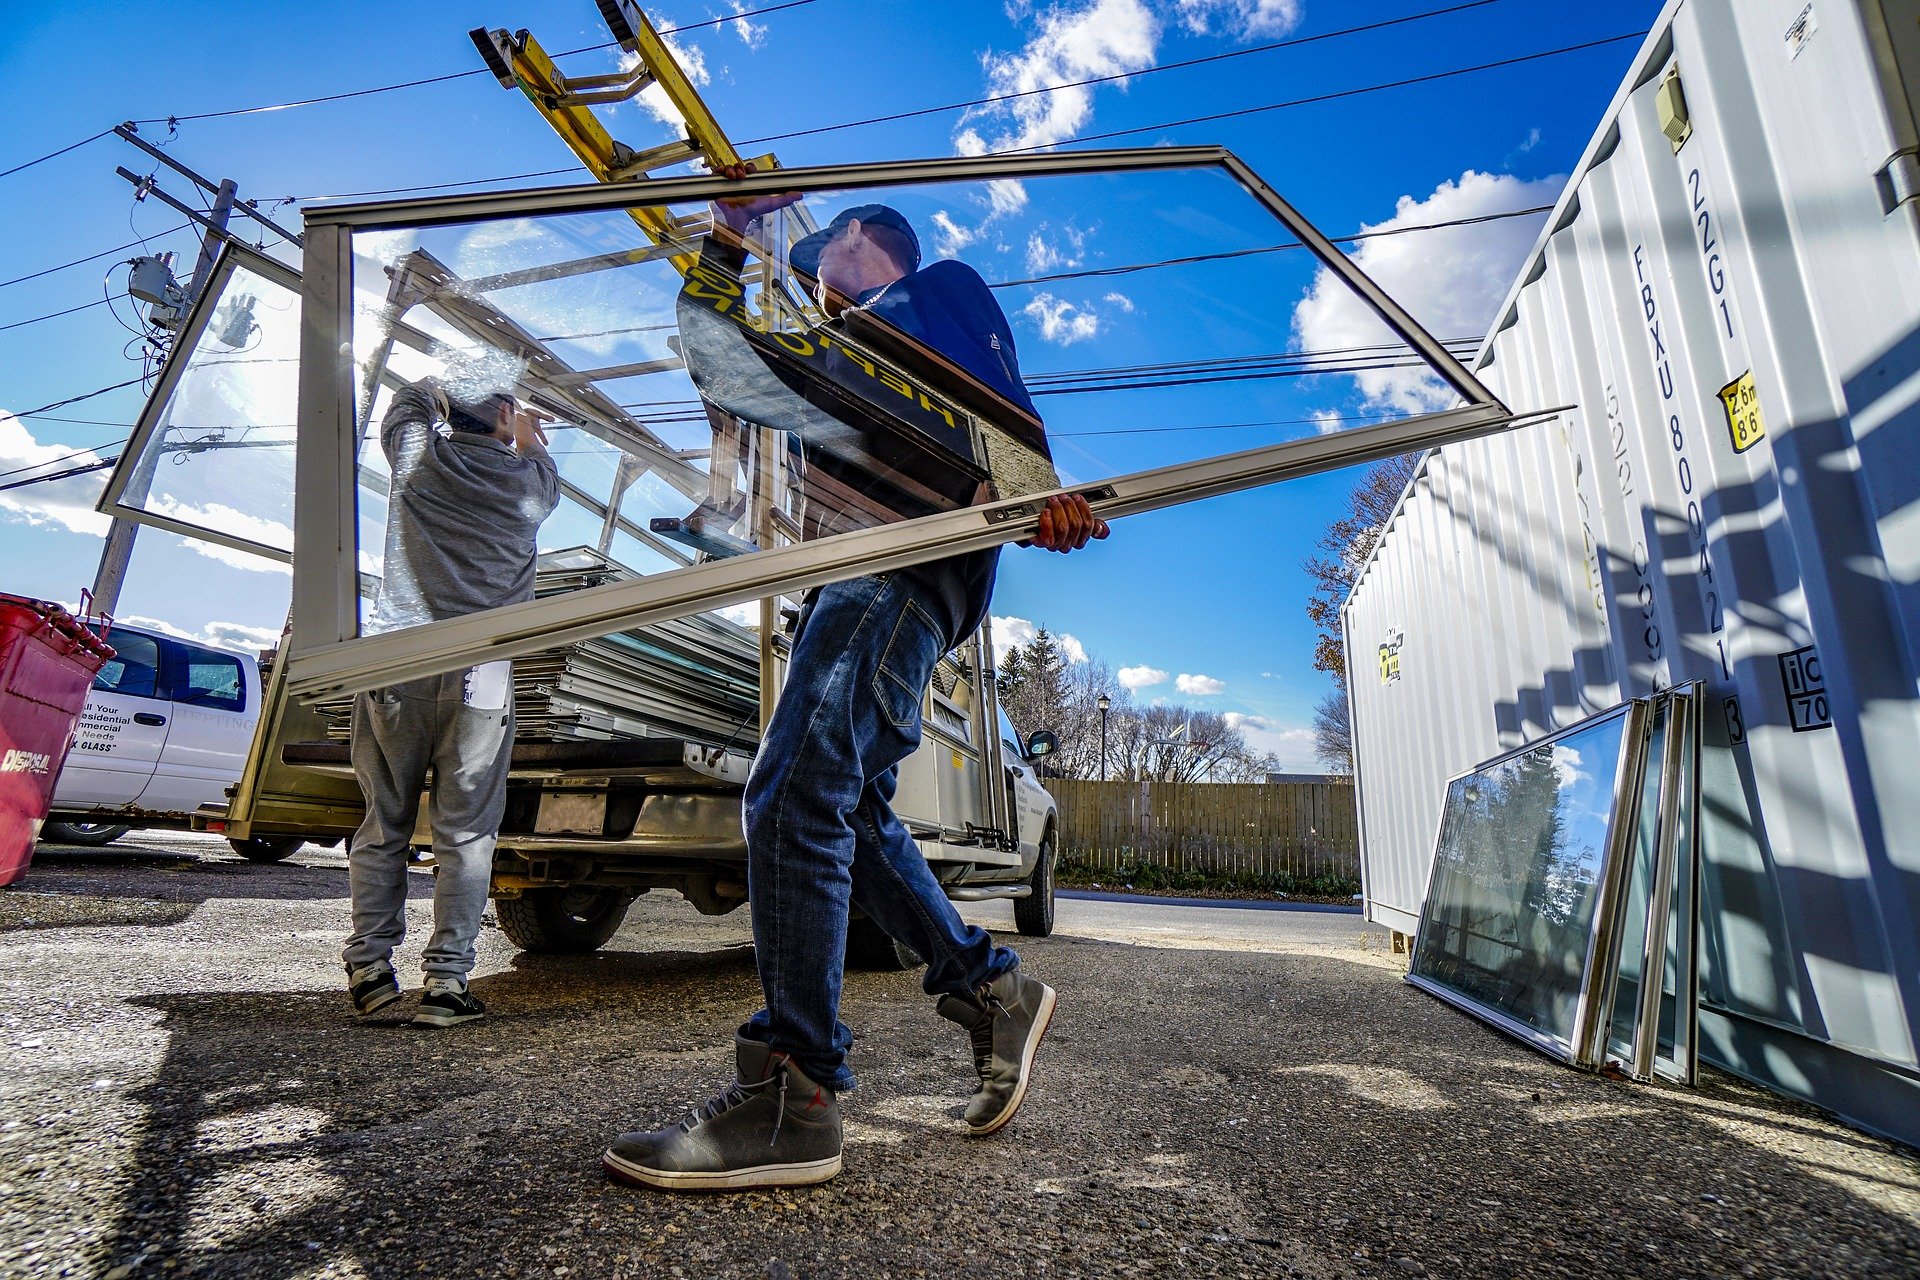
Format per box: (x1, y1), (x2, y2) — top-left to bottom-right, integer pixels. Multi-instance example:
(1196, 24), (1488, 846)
(602, 1035), (842, 1191)
(937, 965), (1057, 1135)
(346, 960), (401, 1019)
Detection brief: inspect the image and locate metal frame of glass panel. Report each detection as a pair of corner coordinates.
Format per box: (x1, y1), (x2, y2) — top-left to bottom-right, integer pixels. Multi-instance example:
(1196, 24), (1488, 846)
(95, 241), (304, 564)
(284, 146), (1539, 702)
(1627, 682), (1702, 1084)
(1408, 686), (1702, 1079)
(1408, 699), (1654, 1066)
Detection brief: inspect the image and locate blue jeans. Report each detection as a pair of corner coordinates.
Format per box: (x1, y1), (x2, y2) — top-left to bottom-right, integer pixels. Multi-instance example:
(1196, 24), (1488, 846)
(741, 570), (1018, 1091)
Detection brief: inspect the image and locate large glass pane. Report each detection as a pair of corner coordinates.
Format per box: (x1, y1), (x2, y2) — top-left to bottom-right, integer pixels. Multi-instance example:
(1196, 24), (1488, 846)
(114, 259), (301, 558)
(340, 165), (1442, 641)
(1409, 706), (1633, 1059)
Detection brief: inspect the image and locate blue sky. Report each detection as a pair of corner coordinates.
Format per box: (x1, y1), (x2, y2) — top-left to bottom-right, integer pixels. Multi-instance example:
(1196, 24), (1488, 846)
(0, 0), (1661, 767)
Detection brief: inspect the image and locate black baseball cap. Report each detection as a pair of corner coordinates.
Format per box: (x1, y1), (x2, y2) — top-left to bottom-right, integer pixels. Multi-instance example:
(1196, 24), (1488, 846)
(789, 204), (921, 279)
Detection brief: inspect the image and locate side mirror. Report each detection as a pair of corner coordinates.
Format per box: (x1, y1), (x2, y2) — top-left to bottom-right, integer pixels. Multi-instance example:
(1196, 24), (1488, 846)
(1025, 730), (1057, 759)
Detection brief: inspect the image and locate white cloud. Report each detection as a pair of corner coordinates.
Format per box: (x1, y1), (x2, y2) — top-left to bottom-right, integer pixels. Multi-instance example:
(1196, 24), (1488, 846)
(930, 211), (981, 259)
(1102, 291), (1135, 312)
(1117, 664), (1168, 690)
(931, 145), (1030, 252)
(1518, 126), (1542, 154)
(145, 497), (292, 574)
(987, 178), (1030, 219)
(1176, 673), (1225, 696)
(1290, 170), (1561, 413)
(961, 0), (1160, 153)
(1225, 713), (1319, 768)
(0, 410), (112, 537)
(1174, 0), (1303, 38)
(991, 614), (1087, 665)
(1021, 292), (1101, 345)
(625, 25), (711, 128)
(1311, 409), (1344, 435)
(116, 613), (280, 654)
(1025, 223), (1089, 273)
(726, 0), (767, 47)
(715, 602), (760, 628)
(1550, 743), (1591, 788)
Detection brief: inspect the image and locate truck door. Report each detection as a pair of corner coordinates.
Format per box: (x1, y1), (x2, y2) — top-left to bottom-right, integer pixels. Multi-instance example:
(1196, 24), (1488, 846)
(996, 707), (1046, 856)
(52, 628), (170, 810)
(135, 637), (256, 817)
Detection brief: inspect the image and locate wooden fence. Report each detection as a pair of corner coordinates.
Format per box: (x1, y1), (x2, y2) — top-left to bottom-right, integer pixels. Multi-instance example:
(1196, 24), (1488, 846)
(1049, 779), (1359, 881)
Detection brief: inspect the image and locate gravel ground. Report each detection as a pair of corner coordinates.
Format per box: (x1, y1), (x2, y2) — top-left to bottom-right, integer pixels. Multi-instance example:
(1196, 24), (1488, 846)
(3, 831), (1917, 1280)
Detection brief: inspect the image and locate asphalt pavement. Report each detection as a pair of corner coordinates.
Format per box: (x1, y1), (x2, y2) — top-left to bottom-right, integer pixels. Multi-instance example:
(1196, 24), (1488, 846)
(3, 831), (1917, 1280)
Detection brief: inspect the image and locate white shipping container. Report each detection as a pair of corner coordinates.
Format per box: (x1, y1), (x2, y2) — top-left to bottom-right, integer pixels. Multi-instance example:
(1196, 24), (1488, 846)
(1345, 0), (1920, 1145)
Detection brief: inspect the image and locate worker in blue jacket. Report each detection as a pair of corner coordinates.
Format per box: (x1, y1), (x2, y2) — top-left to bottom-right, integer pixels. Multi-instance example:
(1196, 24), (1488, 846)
(604, 176), (1107, 1192)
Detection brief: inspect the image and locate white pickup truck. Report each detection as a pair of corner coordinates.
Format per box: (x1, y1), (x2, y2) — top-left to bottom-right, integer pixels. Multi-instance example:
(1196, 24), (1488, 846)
(41, 622), (306, 862)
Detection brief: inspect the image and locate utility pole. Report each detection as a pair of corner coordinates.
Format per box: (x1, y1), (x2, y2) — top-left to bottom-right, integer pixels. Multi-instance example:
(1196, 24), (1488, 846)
(89, 124), (301, 617)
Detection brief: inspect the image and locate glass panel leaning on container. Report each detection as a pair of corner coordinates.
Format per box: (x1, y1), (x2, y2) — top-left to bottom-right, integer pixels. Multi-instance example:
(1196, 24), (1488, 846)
(1407, 684), (1703, 1083)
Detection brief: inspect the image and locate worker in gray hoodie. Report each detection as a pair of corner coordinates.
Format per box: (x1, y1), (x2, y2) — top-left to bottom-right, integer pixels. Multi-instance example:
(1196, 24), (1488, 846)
(343, 377), (560, 1027)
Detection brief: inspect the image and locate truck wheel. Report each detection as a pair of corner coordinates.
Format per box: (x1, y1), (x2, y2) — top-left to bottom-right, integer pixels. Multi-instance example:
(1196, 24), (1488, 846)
(845, 914), (921, 972)
(229, 836), (304, 863)
(1013, 832), (1056, 937)
(40, 821), (132, 847)
(497, 886), (633, 954)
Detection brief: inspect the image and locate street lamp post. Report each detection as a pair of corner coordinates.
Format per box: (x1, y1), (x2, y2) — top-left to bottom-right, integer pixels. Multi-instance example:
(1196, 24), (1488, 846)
(1095, 692), (1112, 865)
(1097, 693), (1111, 780)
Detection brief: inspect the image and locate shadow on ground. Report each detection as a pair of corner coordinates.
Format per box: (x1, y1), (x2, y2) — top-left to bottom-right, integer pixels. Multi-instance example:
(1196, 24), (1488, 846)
(3, 852), (374, 933)
(46, 934), (1920, 1280)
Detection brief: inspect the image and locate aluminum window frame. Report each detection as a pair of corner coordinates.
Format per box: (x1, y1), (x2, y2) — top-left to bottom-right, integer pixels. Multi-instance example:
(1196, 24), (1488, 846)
(287, 145), (1517, 699)
(1406, 698), (1656, 1068)
(96, 241), (305, 565)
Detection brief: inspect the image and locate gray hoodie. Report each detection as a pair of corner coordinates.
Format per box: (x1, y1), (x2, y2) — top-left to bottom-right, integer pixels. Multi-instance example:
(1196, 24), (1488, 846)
(367, 384), (561, 633)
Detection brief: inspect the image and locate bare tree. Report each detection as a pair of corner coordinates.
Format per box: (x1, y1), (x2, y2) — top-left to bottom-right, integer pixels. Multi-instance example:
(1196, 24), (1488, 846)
(1302, 452), (1421, 690)
(1107, 704), (1274, 783)
(1312, 688), (1353, 775)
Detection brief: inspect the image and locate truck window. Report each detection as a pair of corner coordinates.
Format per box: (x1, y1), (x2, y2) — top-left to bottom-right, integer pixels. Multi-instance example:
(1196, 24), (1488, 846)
(997, 707), (1025, 760)
(163, 641), (247, 712)
(93, 630), (161, 699)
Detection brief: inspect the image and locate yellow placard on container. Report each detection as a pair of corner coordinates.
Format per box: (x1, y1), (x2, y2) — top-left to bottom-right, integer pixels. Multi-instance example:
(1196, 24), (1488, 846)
(1719, 371), (1766, 453)
(951, 751), (964, 769)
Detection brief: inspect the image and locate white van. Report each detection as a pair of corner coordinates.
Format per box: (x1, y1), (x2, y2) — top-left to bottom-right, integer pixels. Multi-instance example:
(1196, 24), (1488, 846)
(40, 623), (304, 862)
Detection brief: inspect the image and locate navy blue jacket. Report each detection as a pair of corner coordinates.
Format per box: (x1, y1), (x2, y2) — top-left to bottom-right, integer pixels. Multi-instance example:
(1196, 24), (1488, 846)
(854, 259), (1040, 641)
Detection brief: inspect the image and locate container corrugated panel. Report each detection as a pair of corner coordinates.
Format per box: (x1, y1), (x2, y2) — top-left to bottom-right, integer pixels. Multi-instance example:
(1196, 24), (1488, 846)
(1344, 0), (1920, 1145)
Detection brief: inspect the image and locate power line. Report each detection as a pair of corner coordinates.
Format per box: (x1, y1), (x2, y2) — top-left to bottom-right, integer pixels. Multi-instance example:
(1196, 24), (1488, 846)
(0, 456), (119, 495)
(0, 297), (112, 334)
(990, 204), (1555, 291)
(1052, 412), (1395, 438)
(13, 377), (148, 419)
(268, 28), (1634, 210)
(284, 165), (584, 205)
(129, 0), (822, 126)
(0, 223), (194, 291)
(0, 439), (126, 484)
(737, 0), (1499, 147)
(0, 128), (114, 182)
(1001, 31), (1646, 154)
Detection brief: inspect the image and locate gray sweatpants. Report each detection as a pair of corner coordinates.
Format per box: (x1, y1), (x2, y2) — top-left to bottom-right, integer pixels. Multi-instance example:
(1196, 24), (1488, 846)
(343, 670), (514, 978)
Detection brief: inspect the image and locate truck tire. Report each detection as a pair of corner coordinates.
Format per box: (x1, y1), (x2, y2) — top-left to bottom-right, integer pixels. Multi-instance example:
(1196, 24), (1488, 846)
(230, 836), (304, 863)
(40, 821), (132, 847)
(497, 886), (633, 954)
(845, 914), (921, 972)
(1013, 831), (1056, 937)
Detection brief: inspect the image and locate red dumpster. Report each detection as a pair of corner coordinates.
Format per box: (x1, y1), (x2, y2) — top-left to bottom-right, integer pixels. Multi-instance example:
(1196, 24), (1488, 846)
(0, 593), (113, 886)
